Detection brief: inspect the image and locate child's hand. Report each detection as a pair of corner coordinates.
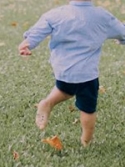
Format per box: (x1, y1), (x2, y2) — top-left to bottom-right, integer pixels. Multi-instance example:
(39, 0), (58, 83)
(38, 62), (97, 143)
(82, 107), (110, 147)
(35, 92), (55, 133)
(18, 39), (32, 56)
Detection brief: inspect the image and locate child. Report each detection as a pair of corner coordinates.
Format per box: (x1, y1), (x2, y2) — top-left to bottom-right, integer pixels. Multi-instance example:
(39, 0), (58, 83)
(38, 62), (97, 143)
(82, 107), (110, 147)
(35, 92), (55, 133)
(18, 0), (125, 147)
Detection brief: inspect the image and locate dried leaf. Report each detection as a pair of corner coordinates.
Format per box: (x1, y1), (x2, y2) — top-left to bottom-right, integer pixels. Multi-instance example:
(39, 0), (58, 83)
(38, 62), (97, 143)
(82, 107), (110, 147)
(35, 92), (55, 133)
(11, 22), (18, 27)
(69, 105), (75, 112)
(42, 136), (63, 150)
(13, 151), (19, 160)
(72, 118), (79, 125)
(99, 86), (106, 94)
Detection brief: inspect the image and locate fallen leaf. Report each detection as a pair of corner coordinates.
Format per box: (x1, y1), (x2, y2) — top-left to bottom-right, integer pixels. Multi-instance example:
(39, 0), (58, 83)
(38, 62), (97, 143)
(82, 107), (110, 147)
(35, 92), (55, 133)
(11, 22), (18, 27)
(99, 86), (106, 94)
(13, 151), (19, 160)
(72, 118), (79, 125)
(69, 105), (75, 112)
(42, 136), (63, 150)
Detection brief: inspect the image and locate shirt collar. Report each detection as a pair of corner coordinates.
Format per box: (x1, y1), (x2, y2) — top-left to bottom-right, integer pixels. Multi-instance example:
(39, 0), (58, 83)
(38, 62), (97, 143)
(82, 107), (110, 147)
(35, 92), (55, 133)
(69, 1), (93, 6)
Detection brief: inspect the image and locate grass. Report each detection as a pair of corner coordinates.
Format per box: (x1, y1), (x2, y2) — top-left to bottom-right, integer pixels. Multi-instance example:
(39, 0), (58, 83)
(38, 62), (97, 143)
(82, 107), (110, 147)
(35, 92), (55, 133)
(0, 0), (125, 166)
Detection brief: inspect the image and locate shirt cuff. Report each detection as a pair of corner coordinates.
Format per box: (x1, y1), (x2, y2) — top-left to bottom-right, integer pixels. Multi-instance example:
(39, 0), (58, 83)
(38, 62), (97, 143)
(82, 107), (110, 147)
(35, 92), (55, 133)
(23, 31), (30, 39)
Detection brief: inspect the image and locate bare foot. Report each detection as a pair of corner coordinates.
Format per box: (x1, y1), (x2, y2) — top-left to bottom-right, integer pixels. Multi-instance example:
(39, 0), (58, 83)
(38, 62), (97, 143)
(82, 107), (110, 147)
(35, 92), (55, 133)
(35, 100), (51, 130)
(36, 112), (50, 130)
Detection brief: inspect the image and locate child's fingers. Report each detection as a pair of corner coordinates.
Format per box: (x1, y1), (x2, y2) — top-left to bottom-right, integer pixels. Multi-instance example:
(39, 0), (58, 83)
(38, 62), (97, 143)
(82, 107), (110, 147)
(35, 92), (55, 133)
(18, 40), (31, 57)
(20, 49), (32, 56)
(19, 50), (25, 55)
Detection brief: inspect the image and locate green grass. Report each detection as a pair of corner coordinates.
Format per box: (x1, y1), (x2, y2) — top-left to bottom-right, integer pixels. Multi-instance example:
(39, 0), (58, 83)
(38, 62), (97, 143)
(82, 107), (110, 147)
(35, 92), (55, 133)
(0, 0), (125, 166)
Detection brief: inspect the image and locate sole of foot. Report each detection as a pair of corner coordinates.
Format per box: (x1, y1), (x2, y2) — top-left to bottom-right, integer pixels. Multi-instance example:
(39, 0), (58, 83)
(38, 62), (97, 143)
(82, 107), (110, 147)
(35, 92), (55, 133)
(36, 111), (50, 130)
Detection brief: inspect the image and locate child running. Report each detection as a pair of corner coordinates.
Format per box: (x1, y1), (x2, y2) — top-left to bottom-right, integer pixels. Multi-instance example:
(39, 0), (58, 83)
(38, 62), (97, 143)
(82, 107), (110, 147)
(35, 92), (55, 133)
(18, 0), (125, 147)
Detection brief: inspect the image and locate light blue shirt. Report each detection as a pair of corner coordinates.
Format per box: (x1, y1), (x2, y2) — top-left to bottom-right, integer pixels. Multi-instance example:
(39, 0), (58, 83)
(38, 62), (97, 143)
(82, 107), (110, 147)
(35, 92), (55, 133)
(24, 1), (125, 83)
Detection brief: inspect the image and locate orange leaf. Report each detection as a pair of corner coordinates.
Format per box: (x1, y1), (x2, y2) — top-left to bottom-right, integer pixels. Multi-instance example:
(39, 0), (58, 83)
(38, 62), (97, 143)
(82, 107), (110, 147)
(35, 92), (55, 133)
(42, 136), (63, 150)
(11, 22), (17, 27)
(13, 151), (19, 160)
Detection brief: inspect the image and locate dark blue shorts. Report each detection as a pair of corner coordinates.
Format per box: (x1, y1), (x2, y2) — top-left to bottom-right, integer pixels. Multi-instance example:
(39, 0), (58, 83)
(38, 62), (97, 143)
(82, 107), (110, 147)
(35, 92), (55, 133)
(56, 78), (99, 113)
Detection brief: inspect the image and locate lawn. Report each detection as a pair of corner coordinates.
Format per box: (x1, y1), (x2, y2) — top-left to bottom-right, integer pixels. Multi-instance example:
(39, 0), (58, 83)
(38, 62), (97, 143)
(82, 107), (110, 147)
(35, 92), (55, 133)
(0, 0), (125, 167)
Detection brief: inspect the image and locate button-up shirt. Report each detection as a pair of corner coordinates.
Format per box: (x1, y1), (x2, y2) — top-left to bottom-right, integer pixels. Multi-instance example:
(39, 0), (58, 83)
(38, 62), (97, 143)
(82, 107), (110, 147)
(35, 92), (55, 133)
(24, 1), (125, 83)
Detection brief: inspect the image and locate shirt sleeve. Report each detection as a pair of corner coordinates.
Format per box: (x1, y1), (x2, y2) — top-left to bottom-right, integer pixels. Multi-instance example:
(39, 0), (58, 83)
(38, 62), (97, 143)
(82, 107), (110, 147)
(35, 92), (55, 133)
(106, 11), (125, 44)
(23, 14), (53, 50)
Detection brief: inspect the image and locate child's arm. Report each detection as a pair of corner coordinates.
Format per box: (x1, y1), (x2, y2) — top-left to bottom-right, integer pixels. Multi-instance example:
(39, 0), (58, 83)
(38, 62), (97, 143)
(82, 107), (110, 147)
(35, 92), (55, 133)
(19, 14), (53, 55)
(105, 11), (125, 43)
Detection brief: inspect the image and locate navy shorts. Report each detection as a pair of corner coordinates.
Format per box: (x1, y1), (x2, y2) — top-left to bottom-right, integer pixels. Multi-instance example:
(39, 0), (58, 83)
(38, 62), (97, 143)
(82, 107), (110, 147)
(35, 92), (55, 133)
(56, 78), (99, 113)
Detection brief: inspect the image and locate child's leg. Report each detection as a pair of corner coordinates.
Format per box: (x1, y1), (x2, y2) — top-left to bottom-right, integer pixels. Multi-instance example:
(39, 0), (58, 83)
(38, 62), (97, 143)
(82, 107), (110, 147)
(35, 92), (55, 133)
(36, 86), (72, 130)
(80, 111), (96, 147)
